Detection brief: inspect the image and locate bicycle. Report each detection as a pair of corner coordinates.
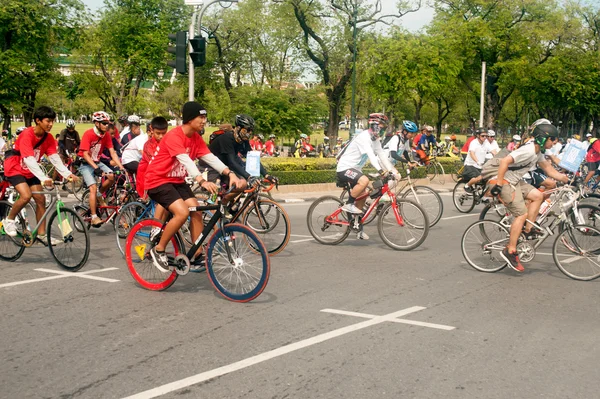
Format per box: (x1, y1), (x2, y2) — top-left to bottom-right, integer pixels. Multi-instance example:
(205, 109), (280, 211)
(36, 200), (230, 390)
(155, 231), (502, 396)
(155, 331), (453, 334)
(452, 178), (488, 213)
(421, 146), (445, 185)
(307, 173), (429, 250)
(462, 182), (600, 280)
(339, 167), (443, 227)
(0, 183), (90, 271)
(124, 188), (270, 302)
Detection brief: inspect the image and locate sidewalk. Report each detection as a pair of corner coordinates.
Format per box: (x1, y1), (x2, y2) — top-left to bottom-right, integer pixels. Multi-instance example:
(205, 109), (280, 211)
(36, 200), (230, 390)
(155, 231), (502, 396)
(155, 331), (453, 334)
(271, 179), (455, 202)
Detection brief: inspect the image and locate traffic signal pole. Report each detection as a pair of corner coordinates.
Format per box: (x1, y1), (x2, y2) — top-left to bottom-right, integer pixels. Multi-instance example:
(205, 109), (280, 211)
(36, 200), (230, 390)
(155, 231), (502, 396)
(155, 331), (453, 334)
(188, 7), (198, 101)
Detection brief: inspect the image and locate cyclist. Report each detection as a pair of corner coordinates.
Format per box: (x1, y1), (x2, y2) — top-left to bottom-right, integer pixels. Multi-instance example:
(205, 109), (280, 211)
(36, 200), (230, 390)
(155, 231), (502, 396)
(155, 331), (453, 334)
(78, 111), (125, 227)
(383, 120), (419, 167)
(336, 113), (399, 239)
(416, 125), (436, 164)
(144, 102), (243, 270)
(118, 115), (129, 141)
(507, 135), (521, 152)
(264, 134), (276, 156)
(486, 130), (500, 156)
(58, 119), (80, 159)
(121, 119), (148, 175)
(2, 106), (78, 241)
(120, 115), (142, 146)
(463, 128), (488, 192)
(483, 123), (569, 272)
(202, 114), (278, 205)
(583, 136), (600, 186)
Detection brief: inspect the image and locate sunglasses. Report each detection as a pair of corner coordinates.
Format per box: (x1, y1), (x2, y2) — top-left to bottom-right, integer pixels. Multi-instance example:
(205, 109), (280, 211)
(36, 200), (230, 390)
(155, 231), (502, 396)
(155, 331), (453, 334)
(480, 135), (488, 138)
(99, 121), (110, 126)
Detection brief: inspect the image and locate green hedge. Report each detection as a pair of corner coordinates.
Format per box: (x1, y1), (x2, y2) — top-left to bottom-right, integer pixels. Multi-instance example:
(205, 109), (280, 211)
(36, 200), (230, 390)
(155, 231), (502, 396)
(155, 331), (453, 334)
(276, 167), (431, 185)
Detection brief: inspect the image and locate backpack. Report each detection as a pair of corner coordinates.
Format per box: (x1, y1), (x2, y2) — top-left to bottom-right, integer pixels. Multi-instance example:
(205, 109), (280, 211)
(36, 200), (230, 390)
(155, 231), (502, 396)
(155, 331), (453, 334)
(5, 132), (49, 158)
(381, 134), (395, 148)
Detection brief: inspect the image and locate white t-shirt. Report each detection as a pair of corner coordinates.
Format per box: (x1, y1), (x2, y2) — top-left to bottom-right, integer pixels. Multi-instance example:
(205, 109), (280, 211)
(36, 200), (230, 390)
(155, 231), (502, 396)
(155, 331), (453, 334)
(549, 142), (563, 155)
(487, 139), (500, 154)
(337, 130), (389, 172)
(505, 142), (545, 184)
(464, 139), (487, 169)
(383, 135), (411, 165)
(121, 133), (148, 164)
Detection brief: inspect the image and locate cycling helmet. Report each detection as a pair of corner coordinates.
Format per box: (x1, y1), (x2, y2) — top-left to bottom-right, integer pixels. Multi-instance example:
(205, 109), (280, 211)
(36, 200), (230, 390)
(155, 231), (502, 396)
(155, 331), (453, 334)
(92, 111), (111, 123)
(533, 124), (558, 152)
(127, 114), (140, 124)
(16, 127), (27, 135)
(118, 115), (128, 124)
(475, 127), (487, 136)
(66, 119), (76, 128)
(444, 136), (450, 141)
(487, 130), (495, 137)
(235, 114), (255, 131)
(258, 134), (264, 141)
(530, 118), (552, 130)
(402, 120), (418, 133)
(513, 134), (521, 141)
(368, 113), (389, 138)
(323, 136), (329, 141)
(300, 133), (308, 139)
(269, 134), (276, 139)
(450, 134), (457, 141)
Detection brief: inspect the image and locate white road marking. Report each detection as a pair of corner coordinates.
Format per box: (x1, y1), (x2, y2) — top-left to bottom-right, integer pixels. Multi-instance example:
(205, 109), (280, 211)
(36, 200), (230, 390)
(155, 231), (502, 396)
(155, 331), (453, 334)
(289, 238), (315, 243)
(0, 267), (119, 288)
(320, 308), (455, 331)
(442, 214), (480, 221)
(561, 256), (584, 264)
(122, 306), (448, 399)
(286, 234), (313, 238)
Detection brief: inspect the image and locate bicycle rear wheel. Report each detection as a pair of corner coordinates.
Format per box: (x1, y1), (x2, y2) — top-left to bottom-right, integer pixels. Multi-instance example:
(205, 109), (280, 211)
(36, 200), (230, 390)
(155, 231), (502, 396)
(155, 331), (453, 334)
(47, 207), (90, 272)
(377, 199), (429, 250)
(401, 185), (443, 227)
(453, 182), (476, 213)
(0, 201), (25, 261)
(307, 195), (351, 245)
(242, 199), (290, 255)
(206, 223), (270, 302)
(125, 218), (180, 290)
(116, 201), (150, 255)
(479, 203), (512, 227)
(461, 220), (509, 272)
(340, 189), (377, 224)
(553, 224), (600, 281)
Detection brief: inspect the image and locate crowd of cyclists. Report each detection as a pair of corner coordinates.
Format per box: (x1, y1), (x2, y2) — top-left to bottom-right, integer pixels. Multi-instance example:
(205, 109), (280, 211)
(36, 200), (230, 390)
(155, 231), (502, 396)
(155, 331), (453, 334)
(1, 102), (599, 297)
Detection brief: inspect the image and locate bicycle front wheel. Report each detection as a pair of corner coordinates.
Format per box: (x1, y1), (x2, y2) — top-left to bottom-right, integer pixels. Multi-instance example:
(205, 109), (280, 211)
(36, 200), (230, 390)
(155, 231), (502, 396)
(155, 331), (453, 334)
(401, 185), (443, 227)
(461, 220), (509, 272)
(47, 207), (90, 272)
(206, 223), (270, 302)
(451, 161), (463, 183)
(377, 199), (429, 250)
(453, 182), (476, 213)
(306, 196), (351, 245)
(116, 201), (150, 255)
(125, 218), (180, 290)
(0, 201), (25, 261)
(242, 199), (291, 255)
(553, 224), (600, 281)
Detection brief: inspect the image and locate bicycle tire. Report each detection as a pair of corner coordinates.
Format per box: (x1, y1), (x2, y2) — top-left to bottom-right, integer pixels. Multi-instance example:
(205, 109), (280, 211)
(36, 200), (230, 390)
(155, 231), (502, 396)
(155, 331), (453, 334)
(206, 223), (270, 302)
(377, 199), (429, 250)
(569, 204), (600, 229)
(47, 207), (90, 272)
(553, 224), (600, 281)
(401, 185), (443, 227)
(125, 218), (180, 291)
(307, 195), (351, 245)
(453, 182), (476, 213)
(67, 170), (84, 195)
(461, 220), (509, 272)
(478, 203), (512, 227)
(425, 162), (437, 183)
(434, 162), (445, 185)
(452, 161), (463, 183)
(242, 198), (291, 255)
(116, 201), (150, 256)
(73, 204), (91, 231)
(0, 201), (25, 261)
(340, 189), (377, 225)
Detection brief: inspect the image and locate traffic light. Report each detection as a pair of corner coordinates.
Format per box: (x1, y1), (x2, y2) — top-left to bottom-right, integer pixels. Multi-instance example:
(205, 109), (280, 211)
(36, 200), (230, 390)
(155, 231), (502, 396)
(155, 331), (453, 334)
(167, 31), (188, 74)
(189, 36), (206, 67)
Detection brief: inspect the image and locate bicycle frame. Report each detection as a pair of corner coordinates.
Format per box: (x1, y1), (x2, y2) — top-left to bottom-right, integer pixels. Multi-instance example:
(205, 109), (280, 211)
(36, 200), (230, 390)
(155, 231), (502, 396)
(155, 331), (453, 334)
(5, 188), (67, 241)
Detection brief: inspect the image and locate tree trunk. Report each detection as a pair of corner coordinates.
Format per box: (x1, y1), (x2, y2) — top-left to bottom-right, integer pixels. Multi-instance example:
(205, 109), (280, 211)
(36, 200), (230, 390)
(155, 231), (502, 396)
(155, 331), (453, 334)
(22, 90), (36, 127)
(413, 98), (423, 126)
(0, 104), (11, 131)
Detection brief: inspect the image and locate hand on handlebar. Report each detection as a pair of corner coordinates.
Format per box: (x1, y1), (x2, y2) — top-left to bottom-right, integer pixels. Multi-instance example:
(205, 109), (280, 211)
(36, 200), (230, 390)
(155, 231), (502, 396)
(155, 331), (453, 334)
(200, 180), (219, 195)
(43, 179), (54, 189)
(490, 184), (502, 197)
(229, 174), (246, 190)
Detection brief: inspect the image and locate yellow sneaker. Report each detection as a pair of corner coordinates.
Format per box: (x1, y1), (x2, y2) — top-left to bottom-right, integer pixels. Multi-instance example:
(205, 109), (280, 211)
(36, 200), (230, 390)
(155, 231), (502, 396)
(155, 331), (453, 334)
(91, 215), (103, 226)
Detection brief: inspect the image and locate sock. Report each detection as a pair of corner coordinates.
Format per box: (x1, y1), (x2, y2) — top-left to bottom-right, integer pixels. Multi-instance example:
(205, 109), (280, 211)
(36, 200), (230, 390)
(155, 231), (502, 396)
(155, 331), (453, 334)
(91, 214), (98, 218)
(347, 195), (355, 204)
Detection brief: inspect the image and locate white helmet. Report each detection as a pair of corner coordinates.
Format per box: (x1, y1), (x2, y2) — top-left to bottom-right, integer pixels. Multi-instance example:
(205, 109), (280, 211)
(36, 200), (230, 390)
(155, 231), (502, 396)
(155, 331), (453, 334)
(487, 130), (495, 137)
(66, 119), (76, 128)
(444, 136), (450, 141)
(513, 135), (521, 141)
(127, 114), (140, 124)
(530, 118), (552, 130)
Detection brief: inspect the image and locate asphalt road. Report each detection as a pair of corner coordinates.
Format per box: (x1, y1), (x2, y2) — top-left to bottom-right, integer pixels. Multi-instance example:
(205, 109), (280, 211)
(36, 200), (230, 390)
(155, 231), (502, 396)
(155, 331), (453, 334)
(1, 193), (599, 399)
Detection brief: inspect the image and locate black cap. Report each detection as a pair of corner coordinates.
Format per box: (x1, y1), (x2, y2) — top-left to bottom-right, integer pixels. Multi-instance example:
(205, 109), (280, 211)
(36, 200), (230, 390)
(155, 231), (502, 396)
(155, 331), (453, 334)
(182, 101), (207, 124)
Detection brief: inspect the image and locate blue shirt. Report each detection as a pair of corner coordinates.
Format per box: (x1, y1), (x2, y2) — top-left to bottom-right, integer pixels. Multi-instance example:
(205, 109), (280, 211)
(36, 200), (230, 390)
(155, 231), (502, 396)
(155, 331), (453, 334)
(418, 134), (436, 149)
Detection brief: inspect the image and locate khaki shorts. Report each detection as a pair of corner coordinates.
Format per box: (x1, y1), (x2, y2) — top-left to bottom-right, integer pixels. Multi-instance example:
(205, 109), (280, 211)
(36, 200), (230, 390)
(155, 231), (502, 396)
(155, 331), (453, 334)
(500, 181), (535, 217)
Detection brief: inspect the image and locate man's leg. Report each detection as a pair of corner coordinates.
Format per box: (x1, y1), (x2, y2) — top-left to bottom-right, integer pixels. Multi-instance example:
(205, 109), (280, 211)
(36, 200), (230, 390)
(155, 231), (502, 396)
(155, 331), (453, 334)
(350, 175), (369, 210)
(8, 182), (33, 220)
(156, 199), (188, 252)
(523, 187), (543, 233)
(31, 188), (47, 236)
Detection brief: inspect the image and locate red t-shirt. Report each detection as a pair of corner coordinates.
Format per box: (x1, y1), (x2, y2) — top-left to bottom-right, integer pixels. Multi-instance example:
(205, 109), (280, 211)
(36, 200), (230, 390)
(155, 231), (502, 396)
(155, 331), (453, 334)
(136, 137), (159, 198)
(461, 136), (476, 152)
(586, 140), (600, 163)
(5, 127), (58, 178)
(412, 133), (422, 148)
(77, 128), (113, 162)
(249, 139), (257, 149)
(145, 126), (211, 190)
(264, 140), (275, 156)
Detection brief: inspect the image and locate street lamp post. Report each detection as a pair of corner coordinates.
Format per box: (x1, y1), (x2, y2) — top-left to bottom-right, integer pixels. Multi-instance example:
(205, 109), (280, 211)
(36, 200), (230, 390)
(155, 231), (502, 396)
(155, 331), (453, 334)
(349, 6), (358, 139)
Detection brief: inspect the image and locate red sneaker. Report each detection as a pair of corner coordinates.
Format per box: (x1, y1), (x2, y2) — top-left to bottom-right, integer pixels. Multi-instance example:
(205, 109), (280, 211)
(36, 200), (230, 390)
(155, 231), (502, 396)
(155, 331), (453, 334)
(501, 248), (524, 272)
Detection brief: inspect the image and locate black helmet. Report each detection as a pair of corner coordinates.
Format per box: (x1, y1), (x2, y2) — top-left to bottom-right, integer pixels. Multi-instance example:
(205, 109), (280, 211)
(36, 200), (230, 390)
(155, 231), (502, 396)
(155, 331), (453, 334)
(475, 127), (487, 136)
(118, 115), (128, 124)
(533, 124), (558, 151)
(235, 114), (255, 131)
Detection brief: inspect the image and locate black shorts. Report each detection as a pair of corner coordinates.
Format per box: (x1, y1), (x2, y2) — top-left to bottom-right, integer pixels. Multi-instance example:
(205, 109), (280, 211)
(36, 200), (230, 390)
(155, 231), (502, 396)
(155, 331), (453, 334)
(587, 161), (599, 172)
(6, 175), (41, 187)
(461, 165), (481, 180)
(147, 183), (195, 210)
(336, 168), (364, 188)
(123, 161), (139, 175)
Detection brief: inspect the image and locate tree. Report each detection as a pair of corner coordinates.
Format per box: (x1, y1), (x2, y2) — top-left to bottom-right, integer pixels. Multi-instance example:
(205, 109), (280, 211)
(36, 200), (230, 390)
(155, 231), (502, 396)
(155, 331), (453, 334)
(0, 0), (87, 128)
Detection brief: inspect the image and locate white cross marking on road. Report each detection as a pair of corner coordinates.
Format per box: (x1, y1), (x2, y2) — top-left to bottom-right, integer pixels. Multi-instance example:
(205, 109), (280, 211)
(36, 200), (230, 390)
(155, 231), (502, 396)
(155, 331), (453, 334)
(321, 308), (456, 331)
(122, 306), (454, 399)
(0, 267), (120, 288)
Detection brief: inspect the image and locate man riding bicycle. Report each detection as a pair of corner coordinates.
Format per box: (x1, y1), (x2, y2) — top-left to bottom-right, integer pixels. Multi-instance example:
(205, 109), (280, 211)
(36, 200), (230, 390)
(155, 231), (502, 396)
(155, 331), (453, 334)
(2, 106), (78, 242)
(415, 125), (436, 164)
(336, 113), (399, 240)
(483, 123), (569, 272)
(463, 127), (489, 192)
(383, 120), (419, 167)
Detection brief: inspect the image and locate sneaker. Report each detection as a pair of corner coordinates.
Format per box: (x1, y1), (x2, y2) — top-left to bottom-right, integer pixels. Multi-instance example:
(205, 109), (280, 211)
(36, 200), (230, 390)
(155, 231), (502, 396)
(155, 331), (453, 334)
(190, 255), (206, 273)
(341, 203), (363, 214)
(356, 231), (370, 240)
(464, 184), (474, 193)
(1, 218), (17, 237)
(90, 215), (103, 227)
(37, 234), (63, 246)
(149, 227), (162, 242)
(501, 247), (525, 272)
(150, 247), (170, 272)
